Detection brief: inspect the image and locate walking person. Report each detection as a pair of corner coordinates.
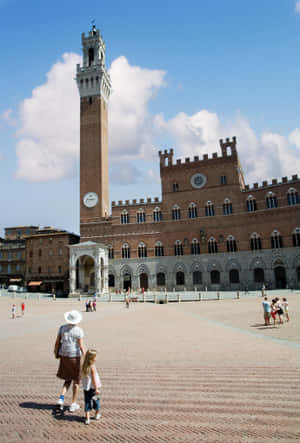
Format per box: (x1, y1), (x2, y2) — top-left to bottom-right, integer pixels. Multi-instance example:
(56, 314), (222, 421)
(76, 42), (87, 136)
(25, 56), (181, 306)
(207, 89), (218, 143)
(21, 302), (25, 316)
(12, 303), (16, 319)
(271, 299), (278, 327)
(282, 297), (290, 322)
(275, 297), (284, 325)
(54, 310), (85, 412)
(81, 349), (102, 425)
(92, 299), (96, 312)
(262, 297), (271, 325)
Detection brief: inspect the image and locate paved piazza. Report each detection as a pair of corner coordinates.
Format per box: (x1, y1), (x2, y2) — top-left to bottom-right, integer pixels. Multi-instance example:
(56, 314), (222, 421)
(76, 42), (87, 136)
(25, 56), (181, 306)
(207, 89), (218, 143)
(0, 292), (300, 442)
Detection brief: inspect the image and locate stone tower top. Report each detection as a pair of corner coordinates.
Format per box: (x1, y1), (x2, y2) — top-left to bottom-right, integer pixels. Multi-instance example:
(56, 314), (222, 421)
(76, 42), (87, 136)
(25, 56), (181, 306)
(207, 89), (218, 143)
(76, 26), (111, 102)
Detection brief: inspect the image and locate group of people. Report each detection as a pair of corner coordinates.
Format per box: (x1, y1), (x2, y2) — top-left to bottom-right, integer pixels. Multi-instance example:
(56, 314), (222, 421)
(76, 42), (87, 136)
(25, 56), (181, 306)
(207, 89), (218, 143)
(85, 299), (96, 312)
(54, 310), (101, 425)
(262, 296), (290, 326)
(11, 302), (25, 319)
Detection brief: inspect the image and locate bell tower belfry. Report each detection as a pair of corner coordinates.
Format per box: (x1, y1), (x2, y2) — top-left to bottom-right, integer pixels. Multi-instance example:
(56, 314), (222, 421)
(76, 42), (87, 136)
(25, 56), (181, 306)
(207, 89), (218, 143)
(76, 26), (111, 224)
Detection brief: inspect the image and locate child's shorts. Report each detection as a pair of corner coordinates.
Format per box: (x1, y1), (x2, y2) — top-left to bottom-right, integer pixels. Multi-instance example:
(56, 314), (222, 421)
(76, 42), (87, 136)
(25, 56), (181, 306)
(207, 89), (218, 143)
(84, 388), (100, 412)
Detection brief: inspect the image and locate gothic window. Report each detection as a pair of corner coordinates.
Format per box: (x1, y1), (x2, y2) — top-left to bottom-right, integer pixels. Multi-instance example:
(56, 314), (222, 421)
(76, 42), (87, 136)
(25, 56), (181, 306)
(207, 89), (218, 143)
(16, 264), (21, 272)
(122, 243), (130, 259)
(211, 270), (220, 284)
(29, 251), (33, 258)
(173, 183), (179, 192)
(227, 235), (237, 252)
(138, 242), (147, 258)
(7, 264), (11, 274)
(157, 272), (165, 286)
(49, 249), (53, 256)
(155, 241), (164, 257)
(108, 245), (114, 259)
(188, 202), (197, 218)
(88, 48), (94, 66)
(38, 249), (42, 257)
(193, 271), (202, 284)
(250, 233), (262, 250)
(38, 266), (42, 274)
(172, 205), (181, 220)
(229, 269), (239, 283)
(205, 201), (215, 217)
(153, 207), (162, 222)
(121, 210), (129, 224)
(137, 208), (146, 224)
(292, 228), (300, 247)
(254, 268), (265, 283)
(58, 266), (62, 273)
(176, 271), (185, 285)
(208, 237), (218, 253)
(191, 239), (200, 255)
(223, 198), (233, 215)
(266, 192), (278, 209)
(271, 230), (283, 249)
(174, 240), (183, 256)
(287, 188), (300, 205)
(221, 175), (227, 185)
(247, 195), (257, 212)
(59, 248), (63, 256)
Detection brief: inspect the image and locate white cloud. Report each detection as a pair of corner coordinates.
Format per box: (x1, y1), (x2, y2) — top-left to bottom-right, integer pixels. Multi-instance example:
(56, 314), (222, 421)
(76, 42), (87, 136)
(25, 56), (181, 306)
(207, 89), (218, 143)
(16, 52), (81, 181)
(2, 108), (17, 127)
(11, 51), (300, 187)
(295, 1), (300, 14)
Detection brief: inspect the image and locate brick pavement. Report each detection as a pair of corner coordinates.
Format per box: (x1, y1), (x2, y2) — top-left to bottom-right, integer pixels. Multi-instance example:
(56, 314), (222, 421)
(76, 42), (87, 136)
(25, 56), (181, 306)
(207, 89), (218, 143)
(0, 293), (300, 442)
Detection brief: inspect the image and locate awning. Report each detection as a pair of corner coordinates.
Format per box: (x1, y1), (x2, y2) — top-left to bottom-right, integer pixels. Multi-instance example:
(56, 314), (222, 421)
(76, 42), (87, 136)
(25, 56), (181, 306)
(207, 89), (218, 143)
(9, 278), (22, 282)
(28, 281), (43, 287)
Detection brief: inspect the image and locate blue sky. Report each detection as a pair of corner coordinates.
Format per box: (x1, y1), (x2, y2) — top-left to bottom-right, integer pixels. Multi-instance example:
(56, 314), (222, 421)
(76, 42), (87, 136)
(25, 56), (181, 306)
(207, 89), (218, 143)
(1, 0), (300, 236)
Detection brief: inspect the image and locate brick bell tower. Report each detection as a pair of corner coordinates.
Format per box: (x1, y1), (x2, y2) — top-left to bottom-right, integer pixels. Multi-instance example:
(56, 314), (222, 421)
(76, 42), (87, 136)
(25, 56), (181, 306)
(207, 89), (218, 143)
(76, 26), (111, 224)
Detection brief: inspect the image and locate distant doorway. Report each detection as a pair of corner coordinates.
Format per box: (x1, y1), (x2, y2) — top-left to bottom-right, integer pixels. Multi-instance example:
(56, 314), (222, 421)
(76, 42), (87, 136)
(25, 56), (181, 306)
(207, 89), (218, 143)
(140, 273), (148, 290)
(274, 266), (286, 289)
(123, 273), (131, 291)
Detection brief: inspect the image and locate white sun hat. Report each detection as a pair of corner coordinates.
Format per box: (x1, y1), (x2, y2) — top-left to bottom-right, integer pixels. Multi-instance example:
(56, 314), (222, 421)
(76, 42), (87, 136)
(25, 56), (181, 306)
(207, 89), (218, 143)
(64, 310), (82, 325)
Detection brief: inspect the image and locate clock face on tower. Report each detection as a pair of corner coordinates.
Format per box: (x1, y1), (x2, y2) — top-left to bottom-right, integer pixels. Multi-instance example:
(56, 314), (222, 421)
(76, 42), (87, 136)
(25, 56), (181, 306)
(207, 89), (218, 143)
(190, 173), (207, 189)
(83, 192), (98, 208)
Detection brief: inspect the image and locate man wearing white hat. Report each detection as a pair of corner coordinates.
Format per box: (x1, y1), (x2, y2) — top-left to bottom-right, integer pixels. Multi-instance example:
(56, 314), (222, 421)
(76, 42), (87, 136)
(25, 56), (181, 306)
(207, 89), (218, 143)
(54, 310), (85, 412)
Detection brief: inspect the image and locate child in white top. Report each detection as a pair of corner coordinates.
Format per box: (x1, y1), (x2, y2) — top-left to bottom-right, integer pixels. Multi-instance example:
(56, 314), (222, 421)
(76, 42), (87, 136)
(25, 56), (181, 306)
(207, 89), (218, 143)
(282, 298), (290, 322)
(81, 349), (102, 425)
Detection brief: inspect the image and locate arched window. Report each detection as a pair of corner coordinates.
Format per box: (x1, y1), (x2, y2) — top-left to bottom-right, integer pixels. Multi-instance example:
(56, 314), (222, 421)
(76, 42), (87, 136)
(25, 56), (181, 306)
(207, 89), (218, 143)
(193, 271), (202, 284)
(173, 183), (179, 192)
(174, 240), (183, 256)
(266, 192), (278, 209)
(157, 273), (165, 286)
(138, 242), (147, 258)
(155, 241), (164, 257)
(121, 210), (129, 224)
(223, 198), (233, 215)
(38, 249), (42, 257)
(287, 188), (300, 206)
(122, 243), (130, 259)
(229, 269), (239, 283)
(137, 208), (146, 224)
(208, 237), (218, 253)
(108, 274), (115, 287)
(293, 228), (300, 247)
(271, 230), (283, 249)
(227, 235), (237, 252)
(108, 245), (114, 259)
(38, 266), (42, 274)
(153, 207), (162, 222)
(176, 271), (185, 285)
(205, 201), (215, 217)
(254, 268), (264, 283)
(251, 233), (262, 250)
(191, 239), (200, 255)
(172, 205), (181, 220)
(211, 270), (220, 284)
(247, 195), (257, 212)
(189, 202), (197, 218)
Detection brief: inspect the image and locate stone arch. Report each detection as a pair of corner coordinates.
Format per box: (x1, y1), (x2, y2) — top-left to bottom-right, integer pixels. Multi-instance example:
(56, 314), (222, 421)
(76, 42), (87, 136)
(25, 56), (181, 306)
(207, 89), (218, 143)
(190, 262), (204, 272)
(207, 260), (222, 272)
(271, 257), (286, 269)
(173, 262), (187, 273)
(120, 265), (133, 291)
(225, 259), (242, 272)
(248, 257), (267, 271)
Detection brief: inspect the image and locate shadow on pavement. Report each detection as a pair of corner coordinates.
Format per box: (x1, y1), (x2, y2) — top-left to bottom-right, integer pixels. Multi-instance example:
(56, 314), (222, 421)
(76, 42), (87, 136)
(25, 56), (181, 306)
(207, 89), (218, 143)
(19, 402), (82, 422)
(250, 323), (277, 330)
